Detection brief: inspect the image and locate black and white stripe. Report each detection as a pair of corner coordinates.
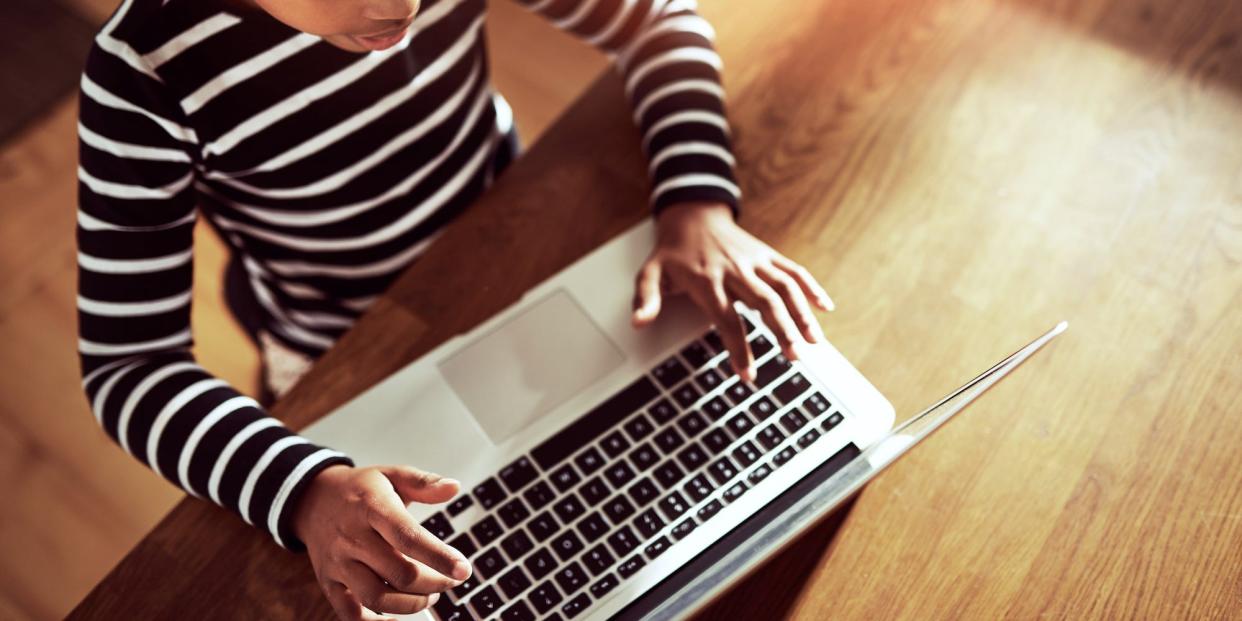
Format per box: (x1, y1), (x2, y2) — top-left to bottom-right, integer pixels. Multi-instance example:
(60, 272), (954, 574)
(77, 0), (739, 549)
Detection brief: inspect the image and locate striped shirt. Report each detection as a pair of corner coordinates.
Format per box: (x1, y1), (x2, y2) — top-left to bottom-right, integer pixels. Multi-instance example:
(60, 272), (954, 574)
(77, 0), (739, 549)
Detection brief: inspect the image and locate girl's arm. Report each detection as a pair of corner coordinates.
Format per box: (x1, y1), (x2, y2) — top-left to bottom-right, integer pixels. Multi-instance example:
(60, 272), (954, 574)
(75, 38), (352, 551)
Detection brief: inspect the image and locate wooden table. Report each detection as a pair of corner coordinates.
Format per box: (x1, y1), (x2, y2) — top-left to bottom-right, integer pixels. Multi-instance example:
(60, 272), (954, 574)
(70, 0), (1242, 618)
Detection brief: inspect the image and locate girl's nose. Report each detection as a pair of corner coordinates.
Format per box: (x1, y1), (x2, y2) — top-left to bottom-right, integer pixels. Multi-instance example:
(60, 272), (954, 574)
(363, 0), (419, 21)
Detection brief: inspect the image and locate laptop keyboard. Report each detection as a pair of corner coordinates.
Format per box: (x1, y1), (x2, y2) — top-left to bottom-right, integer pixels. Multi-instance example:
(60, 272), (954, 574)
(429, 318), (850, 621)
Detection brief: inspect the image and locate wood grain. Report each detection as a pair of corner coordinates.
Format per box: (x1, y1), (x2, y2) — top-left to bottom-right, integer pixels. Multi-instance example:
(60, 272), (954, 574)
(69, 0), (1242, 619)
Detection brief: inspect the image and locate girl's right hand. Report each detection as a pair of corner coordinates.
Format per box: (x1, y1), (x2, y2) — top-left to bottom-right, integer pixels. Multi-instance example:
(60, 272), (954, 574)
(293, 464), (472, 621)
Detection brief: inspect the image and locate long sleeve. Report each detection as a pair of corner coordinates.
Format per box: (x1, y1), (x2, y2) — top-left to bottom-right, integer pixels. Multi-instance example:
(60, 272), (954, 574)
(514, 0), (741, 215)
(75, 37), (351, 551)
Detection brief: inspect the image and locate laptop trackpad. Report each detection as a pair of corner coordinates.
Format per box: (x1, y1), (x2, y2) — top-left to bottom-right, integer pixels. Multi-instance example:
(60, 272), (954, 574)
(437, 289), (625, 445)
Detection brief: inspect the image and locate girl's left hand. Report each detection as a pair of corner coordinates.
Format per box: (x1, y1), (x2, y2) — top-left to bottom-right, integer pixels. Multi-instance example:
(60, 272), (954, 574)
(632, 201), (835, 383)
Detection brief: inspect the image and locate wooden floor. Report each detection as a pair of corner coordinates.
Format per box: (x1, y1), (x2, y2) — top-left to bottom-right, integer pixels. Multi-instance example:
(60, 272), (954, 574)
(0, 2), (602, 618)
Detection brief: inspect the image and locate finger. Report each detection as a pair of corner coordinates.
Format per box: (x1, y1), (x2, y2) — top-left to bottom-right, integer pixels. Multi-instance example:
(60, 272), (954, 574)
(687, 280), (753, 382)
(341, 560), (439, 615)
(354, 531), (460, 595)
(726, 270), (804, 360)
(757, 263), (825, 344)
(323, 581), (385, 621)
(772, 254), (835, 312)
(377, 465), (458, 505)
(632, 259), (663, 328)
(365, 492), (472, 581)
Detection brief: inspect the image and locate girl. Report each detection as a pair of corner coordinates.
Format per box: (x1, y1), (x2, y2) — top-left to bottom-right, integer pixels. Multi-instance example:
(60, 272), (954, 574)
(76, 0), (832, 618)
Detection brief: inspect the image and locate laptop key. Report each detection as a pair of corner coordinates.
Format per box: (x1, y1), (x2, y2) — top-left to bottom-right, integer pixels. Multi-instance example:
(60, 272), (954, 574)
(697, 498), (723, 522)
(553, 494), (586, 524)
(708, 457), (739, 485)
(701, 396), (730, 421)
(434, 597), (472, 621)
(671, 517), (697, 540)
(607, 525), (639, 557)
(470, 585), (503, 616)
(579, 477), (611, 506)
(779, 409), (809, 434)
(755, 355), (791, 388)
(551, 531), (585, 562)
(591, 573), (620, 598)
(451, 575), (480, 599)
(623, 414), (655, 441)
(501, 600), (536, 621)
(583, 544), (616, 576)
(551, 464), (582, 493)
(628, 443), (660, 472)
(653, 427), (686, 454)
(645, 535), (672, 559)
(677, 410), (708, 438)
(773, 373), (811, 406)
(603, 495), (637, 524)
(658, 491), (690, 520)
(626, 477), (660, 507)
(701, 428), (732, 455)
(757, 424), (785, 451)
(723, 381), (753, 406)
(653, 460), (685, 489)
(523, 481), (556, 508)
(683, 474), (713, 503)
(528, 581), (563, 614)
(732, 440), (761, 467)
(723, 481), (748, 503)
(672, 382), (702, 409)
(421, 513), (453, 540)
(555, 561), (589, 595)
(574, 447), (606, 476)
(600, 430), (631, 458)
(749, 395), (778, 421)
(680, 341), (713, 368)
(561, 593), (591, 619)
(652, 356), (690, 389)
(703, 329), (725, 353)
(577, 513), (609, 543)
(524, 547), (557, 579)
(747, 334), (774, 358)
(448, 533), (478, 559)
(476, 547), (508, 580)
(447, 495), (474, 517)
(822, 411), (844, 431)
(617, 555), (646, 579)
(773, 446), (797, 467)
(633, 508), (666, 538)
(676, 443), (709, 471)
(797, 428), (822, 448)
(473, 478), (508, 510)
(528, 512), (559, 541)
(501, 530), (535, 560)
(648, 399), (679, 425)
(498, 498), (531, 529)
(748, 463), (774, 485)
(498, 566), (533, 599)
(604, 461), (636, 489)
(805, 392), (832, 415)
(694, 368), (725, 393)
(725, 412), (755, 439)
(472, 516), (504, 546)
(499, 457), (539, 493)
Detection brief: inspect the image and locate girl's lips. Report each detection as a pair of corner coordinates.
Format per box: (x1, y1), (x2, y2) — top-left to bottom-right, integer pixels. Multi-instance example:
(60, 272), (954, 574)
(354, 26), (410, 51)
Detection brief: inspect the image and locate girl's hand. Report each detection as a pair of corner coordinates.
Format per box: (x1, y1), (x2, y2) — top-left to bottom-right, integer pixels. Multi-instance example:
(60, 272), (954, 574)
(633, 201), (835, 382)
(293, 464), (472, 621)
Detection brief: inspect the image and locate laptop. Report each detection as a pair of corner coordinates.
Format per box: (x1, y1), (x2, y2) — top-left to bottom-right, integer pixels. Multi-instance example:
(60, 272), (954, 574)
(300, 220), (1064, 621)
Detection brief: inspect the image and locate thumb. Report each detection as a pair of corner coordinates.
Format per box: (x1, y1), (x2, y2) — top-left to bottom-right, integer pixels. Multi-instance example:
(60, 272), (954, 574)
(380, 465), (459, 505)
(632, 260), (663, 328)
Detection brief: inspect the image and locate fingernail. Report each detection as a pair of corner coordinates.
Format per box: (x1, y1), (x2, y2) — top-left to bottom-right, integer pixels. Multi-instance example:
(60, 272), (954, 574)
(451, 558), (472, 581)
(437, 478), (459, 487)
(428, 593), (441, 606)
